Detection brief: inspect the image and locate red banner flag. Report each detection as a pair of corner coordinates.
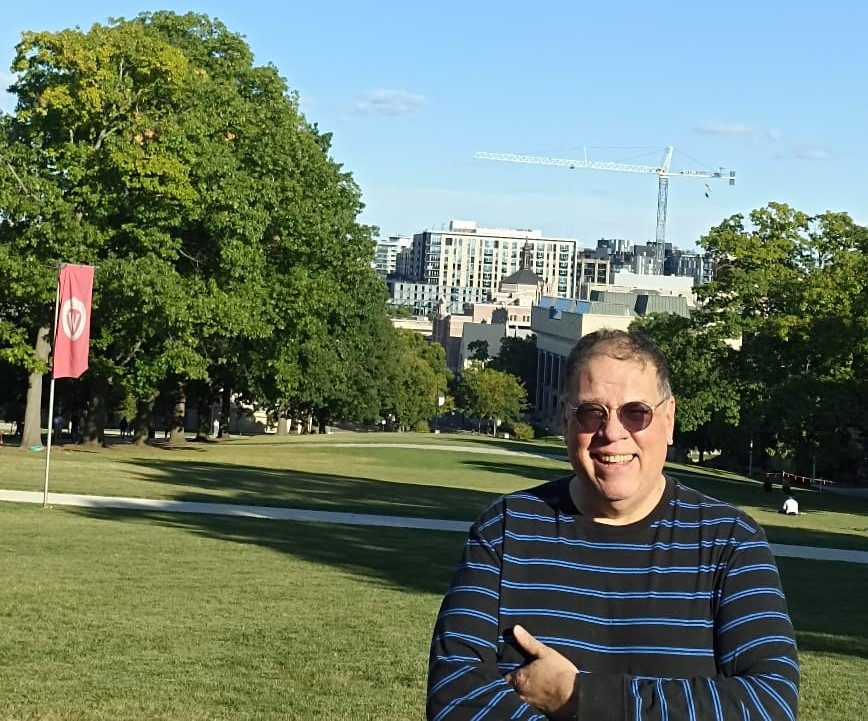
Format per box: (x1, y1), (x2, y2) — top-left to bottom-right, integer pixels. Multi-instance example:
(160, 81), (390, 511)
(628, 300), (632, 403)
(52, 264), (95, 380)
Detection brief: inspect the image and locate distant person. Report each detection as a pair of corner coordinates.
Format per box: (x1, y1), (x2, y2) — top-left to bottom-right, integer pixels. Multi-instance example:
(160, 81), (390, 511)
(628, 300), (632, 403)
(782, 494), (800, 515)
(52, 414), (65, 443)
(119, 417), (128, 440)
(427, 329), (799, 720)
(212, 418), (220, 438)
(70, 414), (80, 444)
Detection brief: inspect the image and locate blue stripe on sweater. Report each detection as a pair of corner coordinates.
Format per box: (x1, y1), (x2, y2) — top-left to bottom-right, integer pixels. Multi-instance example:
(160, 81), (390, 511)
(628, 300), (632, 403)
(501, 579), (713, 600)
(504, 554), (719, 574)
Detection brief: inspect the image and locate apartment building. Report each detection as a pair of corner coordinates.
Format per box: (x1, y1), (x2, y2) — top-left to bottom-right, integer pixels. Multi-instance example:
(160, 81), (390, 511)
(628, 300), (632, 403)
(397, 220), (590, 299)
(373, 235), (412, 277)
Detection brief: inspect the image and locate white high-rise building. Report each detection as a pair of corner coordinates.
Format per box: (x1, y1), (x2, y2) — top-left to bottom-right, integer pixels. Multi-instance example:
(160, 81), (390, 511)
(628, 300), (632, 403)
(399, 220), (590, 298)
(373, 235), (412, 277)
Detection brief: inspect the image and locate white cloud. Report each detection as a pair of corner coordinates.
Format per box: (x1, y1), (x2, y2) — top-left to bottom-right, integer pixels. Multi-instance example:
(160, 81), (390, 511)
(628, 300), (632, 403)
(790, 146), (833, 161)
(693, 122), (756, 137)
(355, 89), (427, 117)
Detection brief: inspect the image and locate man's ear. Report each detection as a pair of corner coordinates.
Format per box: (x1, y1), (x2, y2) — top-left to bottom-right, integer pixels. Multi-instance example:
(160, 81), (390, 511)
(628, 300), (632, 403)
(665, 396), (676, 445)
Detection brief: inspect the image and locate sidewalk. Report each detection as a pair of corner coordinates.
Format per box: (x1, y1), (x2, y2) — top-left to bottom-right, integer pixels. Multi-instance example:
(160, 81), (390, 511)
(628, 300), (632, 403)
(2, 489), (867, 565)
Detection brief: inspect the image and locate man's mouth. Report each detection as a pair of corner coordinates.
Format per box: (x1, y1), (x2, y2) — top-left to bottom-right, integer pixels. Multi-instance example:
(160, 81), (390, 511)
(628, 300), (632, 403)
(595, 453), (635, 464)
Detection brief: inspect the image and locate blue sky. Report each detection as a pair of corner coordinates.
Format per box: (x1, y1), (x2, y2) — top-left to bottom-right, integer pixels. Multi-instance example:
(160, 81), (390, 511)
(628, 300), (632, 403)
(2, 1), (866, 249)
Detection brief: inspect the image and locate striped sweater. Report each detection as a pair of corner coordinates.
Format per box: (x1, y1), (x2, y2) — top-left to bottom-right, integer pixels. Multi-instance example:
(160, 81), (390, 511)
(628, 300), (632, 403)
(427, 475), (799, 720)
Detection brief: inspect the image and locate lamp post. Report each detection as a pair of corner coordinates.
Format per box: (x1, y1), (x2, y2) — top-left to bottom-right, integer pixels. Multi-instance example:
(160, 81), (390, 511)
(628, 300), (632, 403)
(748, 437), (754, 477)
(435, 395), (445, 434)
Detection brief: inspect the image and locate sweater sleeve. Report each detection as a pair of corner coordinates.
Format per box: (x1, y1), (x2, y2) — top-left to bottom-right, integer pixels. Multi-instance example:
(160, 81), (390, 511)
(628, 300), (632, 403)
(576, 529), (800, 720)
(427, 508), (547, 721)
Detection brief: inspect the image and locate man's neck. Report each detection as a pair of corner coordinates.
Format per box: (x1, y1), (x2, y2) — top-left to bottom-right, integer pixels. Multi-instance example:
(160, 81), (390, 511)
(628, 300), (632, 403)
(568, 475), (666, 526)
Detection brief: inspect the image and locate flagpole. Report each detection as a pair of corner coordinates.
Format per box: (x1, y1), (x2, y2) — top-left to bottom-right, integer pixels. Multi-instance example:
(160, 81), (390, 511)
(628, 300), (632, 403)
(43, 377), (57, 507)
(43, 265), (64, 509)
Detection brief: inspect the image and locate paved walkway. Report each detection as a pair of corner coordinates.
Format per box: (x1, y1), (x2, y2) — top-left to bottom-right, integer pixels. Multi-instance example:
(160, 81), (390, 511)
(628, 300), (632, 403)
(2, 489), (866, 565)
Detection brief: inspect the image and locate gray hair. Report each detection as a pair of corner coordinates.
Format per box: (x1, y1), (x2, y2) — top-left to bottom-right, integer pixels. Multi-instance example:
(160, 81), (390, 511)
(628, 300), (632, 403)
(561, 329), (672, 399)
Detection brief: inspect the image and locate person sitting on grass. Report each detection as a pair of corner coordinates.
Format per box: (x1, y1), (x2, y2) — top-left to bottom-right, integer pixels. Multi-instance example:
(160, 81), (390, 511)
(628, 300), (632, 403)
(782, 494), (800, 515)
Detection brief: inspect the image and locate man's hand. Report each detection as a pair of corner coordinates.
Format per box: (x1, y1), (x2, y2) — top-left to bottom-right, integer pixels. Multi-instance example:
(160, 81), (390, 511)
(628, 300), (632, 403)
(504, 625), (579, 720)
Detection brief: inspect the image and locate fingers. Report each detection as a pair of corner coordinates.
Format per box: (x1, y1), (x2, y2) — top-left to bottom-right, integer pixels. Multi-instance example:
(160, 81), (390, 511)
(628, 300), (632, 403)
(511, 624), (547, 658)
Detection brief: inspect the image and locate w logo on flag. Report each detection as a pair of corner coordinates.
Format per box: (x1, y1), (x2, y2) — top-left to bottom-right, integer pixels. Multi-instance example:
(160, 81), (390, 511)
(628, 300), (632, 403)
(60, 297), (88, 342)
(53, 264), (95, 379)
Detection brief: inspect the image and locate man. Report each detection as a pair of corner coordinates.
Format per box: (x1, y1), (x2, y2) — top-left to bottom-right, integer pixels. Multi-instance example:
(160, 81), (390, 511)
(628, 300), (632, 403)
(427, 329), (799, 720)
(782, 495), (799, 515)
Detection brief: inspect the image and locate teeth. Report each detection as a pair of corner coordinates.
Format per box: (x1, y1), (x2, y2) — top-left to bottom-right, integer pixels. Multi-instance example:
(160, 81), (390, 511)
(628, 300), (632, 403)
(599, 454), (633, 463)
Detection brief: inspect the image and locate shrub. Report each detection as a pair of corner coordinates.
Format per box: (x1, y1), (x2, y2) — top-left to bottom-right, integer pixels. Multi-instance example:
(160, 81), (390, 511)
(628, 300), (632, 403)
(509, 422), (534, 441)
(412, 420), (430, 433)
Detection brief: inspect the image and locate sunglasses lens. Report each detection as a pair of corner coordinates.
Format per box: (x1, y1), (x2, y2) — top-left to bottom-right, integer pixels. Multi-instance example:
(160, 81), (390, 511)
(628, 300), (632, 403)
(618, 402), (654, 432)
(573, 403), (607, 432)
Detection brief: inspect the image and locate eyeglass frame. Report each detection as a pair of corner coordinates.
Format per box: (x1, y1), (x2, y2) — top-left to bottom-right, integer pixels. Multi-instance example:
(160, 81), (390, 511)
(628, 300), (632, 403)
(567, 396), (670, 434)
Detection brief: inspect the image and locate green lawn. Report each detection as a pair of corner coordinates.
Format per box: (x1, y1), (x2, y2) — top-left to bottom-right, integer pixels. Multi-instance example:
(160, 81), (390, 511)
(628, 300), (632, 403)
(0, 433), (866, 720)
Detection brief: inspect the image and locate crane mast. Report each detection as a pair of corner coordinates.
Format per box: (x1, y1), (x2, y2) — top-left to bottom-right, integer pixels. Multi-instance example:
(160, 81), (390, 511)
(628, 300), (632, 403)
(474, 147), (735, 273)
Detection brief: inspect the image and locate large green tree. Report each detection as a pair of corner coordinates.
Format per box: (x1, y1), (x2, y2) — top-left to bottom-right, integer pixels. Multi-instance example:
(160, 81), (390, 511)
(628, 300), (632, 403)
(457, 364), (527, 434)
(696, 203), (868, 480)
(382, 330), (451, 432)
(489, 334), (538, 405)
(1, 11), (383, 445)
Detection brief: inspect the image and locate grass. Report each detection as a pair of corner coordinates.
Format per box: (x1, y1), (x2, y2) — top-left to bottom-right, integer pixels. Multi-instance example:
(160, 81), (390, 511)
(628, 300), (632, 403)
(1, 432), (867, 720)
(0, 503), (450, 720)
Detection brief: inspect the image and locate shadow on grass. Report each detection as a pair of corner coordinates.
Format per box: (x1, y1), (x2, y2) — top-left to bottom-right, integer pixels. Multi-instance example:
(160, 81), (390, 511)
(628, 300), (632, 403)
(670, 469), (868, 551)
(776, 556), (868, 659)
(64, 505), (868, 657)
(460, 459), (570, 485)
(436, 433), (569, 459)
(52, 449), (868, 663)
(106, 459), (498, 522)
(671, 467), (868, 513)
(69, 506), (466, 597)
(56, 450), (565, 598)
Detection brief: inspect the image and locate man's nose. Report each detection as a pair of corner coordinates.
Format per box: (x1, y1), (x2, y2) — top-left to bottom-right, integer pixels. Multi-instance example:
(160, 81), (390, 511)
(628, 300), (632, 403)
(599, 409), (630, 441)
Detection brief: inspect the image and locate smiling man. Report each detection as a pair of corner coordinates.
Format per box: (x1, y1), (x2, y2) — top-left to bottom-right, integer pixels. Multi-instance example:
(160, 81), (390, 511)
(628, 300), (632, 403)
(427, 329), (799, 721)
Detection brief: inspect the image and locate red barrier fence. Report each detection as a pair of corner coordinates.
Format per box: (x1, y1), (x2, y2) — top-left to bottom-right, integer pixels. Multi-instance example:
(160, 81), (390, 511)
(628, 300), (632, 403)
(764, 471), (835, 487)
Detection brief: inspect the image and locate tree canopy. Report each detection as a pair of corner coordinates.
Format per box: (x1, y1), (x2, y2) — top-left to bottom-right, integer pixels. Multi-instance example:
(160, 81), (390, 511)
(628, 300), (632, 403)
(0, 11), (415, 445)
(637, 203), (868, 481)
(456, 363), (527, 434)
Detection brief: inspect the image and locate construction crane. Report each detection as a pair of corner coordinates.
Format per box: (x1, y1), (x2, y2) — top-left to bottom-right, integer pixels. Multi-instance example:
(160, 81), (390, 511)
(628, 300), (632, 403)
(474, 147), (736, 272)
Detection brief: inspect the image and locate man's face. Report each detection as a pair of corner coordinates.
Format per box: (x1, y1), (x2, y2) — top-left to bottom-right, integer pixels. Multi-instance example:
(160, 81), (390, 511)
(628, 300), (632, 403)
(561, 353), (675, 523)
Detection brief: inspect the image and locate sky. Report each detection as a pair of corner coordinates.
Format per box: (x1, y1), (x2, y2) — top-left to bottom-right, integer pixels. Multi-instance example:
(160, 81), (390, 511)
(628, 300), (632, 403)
(1, 1), (866, 250)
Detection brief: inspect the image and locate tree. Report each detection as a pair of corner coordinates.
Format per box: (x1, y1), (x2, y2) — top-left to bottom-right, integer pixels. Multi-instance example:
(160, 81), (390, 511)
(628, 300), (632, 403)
(489, 334), (538, 405)
(1, 11), (380, 446)
(382, 330), (451, 431)
(457, 364), (527, 434)
(697, 203), (868, 478)
(467, 339), (490, 364)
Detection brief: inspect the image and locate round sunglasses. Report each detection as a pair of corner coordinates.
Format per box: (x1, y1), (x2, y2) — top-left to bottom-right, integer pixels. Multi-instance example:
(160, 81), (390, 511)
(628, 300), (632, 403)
(569, 397), (669, 433)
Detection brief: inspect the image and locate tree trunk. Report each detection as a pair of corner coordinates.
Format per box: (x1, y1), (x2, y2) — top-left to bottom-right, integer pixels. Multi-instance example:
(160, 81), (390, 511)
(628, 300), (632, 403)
(21, 324), (51, 449)
(276, 403), (288, 436)
(219, 386), (231, 438)
(132, 395), (155, 445)
(81, 375), (109, 446)
(168, 383), (187, 444)
(193, 382), (211, 442)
